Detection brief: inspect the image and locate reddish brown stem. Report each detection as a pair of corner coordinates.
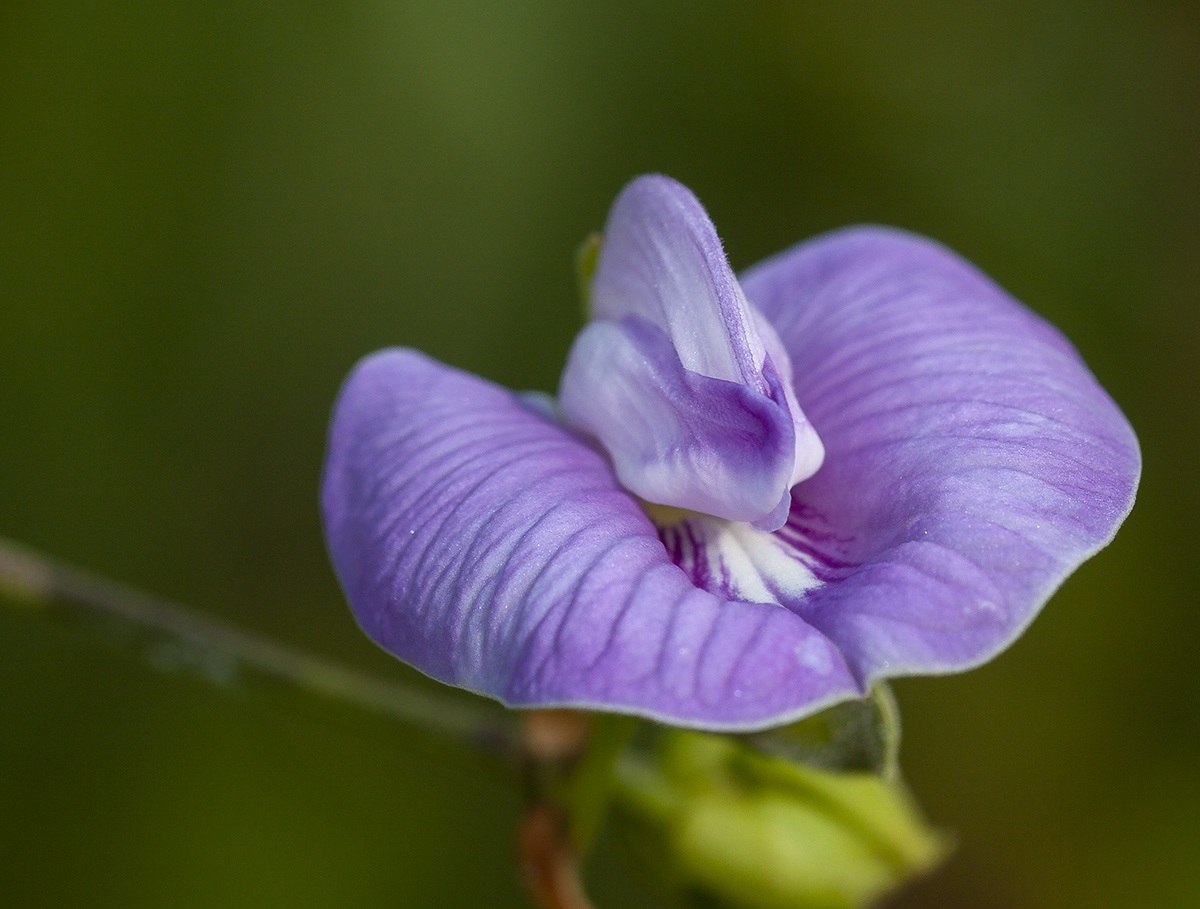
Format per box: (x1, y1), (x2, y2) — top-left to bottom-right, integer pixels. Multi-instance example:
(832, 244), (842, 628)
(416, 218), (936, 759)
(518, 805), (596, 909)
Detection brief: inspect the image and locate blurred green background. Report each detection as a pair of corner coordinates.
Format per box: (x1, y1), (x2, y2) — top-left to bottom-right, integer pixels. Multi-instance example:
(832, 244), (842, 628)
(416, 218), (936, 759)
(1, 1), (1196, 906)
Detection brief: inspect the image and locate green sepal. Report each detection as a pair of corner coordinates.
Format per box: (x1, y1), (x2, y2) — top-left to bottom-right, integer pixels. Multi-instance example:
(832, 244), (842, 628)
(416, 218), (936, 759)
(741, 684), (901, 780)
(574, 232), (603, 317)
(609, 698), (948, 909)
(727, 744), (947, 878)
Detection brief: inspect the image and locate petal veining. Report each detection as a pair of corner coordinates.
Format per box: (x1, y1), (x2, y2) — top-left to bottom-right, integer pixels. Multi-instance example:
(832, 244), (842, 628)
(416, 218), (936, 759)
(321, 182), (1139, 731)
(321, 348), (860, 729)
(737, 226), (1140, 684)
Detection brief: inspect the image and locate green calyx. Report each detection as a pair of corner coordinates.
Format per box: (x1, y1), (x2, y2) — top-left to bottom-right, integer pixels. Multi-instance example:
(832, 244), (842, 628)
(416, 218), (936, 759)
(575, 232), (603, 318)
(603, 688), (949, 909)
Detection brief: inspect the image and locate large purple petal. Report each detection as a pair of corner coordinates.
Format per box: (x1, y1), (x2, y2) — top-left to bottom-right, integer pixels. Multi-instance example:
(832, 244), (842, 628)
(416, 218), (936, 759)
(739, 227), (1140, 684)
(321, 349), (860, 729)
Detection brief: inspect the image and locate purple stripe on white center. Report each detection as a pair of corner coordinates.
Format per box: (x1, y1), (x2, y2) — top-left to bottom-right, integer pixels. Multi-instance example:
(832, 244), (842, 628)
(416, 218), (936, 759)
(650, 498), (859, 608)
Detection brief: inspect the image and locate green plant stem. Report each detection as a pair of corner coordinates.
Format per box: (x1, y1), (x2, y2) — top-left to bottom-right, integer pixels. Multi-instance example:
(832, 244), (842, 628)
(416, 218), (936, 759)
(0, 536), (520, 755)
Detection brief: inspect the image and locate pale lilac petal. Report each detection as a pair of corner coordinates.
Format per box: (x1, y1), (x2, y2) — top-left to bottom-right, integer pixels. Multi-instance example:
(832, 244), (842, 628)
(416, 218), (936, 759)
(751, 306), (826, 487)
(558, 316), (796, 525)
(589, 174), (769, 386)
(321, 349), (860, 729)
(736, 227), (1140, 684)
(562, 175), (823, 524)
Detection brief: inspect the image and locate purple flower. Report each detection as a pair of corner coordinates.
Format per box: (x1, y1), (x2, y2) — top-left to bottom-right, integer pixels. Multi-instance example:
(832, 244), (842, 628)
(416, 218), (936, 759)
(321, 175), (1139, 730)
